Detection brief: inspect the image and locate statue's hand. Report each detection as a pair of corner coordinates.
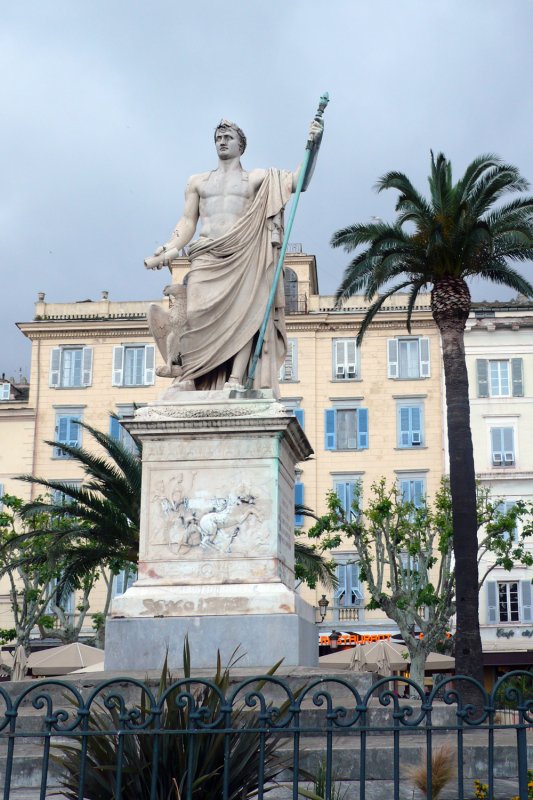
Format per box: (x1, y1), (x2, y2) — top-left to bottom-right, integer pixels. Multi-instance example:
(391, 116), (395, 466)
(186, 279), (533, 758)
(154, 245), (165, 256)
(144, 254), (165, 270)
(308, 118), (324, 144)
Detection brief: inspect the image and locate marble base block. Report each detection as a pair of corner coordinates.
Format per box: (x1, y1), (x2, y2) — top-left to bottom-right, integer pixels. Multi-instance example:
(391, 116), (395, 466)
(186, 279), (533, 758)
(104, 390), (317, 671)
(105, 604), (318, 670)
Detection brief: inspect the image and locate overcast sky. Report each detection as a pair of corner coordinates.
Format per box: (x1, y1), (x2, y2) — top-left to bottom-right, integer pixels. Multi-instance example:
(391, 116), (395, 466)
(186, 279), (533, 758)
(2, 1), (533, 379)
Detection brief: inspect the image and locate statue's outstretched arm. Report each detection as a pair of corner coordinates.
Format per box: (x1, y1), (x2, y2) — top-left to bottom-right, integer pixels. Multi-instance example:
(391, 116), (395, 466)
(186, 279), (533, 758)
(145, 179), (199, 270)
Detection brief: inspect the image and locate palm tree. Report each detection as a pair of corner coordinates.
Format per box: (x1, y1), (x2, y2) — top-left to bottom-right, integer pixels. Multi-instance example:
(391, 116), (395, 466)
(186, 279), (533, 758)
(16, 421), (141, 586)
(331, 152), (533, 681)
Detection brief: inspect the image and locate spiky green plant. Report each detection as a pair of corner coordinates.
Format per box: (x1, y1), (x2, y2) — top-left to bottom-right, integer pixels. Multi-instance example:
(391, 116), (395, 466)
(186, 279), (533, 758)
(54, 640), (302, 800)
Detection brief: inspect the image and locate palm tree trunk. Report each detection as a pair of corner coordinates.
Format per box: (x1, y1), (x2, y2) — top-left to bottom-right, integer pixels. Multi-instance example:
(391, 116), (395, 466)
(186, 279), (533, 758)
(438, 320), (483, 685)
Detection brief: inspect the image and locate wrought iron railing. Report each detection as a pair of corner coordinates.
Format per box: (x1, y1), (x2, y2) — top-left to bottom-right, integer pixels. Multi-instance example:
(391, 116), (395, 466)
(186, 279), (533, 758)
(1, 671), (532, 799)
(285, 294), (308, 314)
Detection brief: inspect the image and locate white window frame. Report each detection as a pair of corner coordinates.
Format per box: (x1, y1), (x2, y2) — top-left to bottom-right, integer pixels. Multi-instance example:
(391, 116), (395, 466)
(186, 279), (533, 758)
(333, 339), (358, 381)
(497, 581), (520, 623)
(49, 346), (93, 389)
(388, 337), (430, 380)
(489, 360), (511, 398)
(279, 339), (298, 382)
(0, 383), (10, 401)
(112, 344), (155, 387)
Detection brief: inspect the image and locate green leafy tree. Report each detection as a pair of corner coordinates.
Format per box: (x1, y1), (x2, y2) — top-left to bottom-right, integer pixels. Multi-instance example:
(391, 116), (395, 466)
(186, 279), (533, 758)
(0, 494), (95, 653)
(331, 152), (533, 681)
(308, 478), (533, 685)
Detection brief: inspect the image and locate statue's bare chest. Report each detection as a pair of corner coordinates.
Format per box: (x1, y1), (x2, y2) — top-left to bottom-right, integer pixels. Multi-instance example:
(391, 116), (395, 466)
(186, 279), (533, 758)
(199, 170), (253, 201)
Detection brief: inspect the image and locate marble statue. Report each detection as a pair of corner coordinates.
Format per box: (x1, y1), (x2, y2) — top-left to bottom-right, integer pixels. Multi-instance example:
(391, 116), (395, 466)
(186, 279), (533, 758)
(144, 118), (323, 394)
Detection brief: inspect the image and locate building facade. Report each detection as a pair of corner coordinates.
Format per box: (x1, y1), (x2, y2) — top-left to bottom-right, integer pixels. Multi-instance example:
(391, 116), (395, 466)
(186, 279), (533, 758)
(1, 250), (531, 680)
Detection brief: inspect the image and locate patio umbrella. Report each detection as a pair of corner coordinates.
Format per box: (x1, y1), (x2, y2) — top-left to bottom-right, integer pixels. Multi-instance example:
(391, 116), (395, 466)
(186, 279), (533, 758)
(320, 641), (455, 673)
(28, 643), (104, 676)
(11, 645), (28, 681)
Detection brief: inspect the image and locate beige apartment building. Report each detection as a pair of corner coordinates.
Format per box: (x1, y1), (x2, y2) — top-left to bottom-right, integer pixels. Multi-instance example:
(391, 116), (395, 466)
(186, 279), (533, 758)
(0, 250), (446, 640)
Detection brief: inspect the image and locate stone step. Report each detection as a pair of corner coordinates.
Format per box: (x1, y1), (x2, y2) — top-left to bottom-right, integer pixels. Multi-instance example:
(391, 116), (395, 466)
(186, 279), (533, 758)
(1, 731), (530, 791)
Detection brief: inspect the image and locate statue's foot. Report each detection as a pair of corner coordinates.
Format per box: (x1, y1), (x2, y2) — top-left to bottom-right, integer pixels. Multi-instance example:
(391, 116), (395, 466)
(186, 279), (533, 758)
(224, 377), (244, 391)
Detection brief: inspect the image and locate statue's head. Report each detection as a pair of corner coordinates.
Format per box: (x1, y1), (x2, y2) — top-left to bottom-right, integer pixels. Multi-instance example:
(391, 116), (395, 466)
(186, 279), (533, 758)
(214, 120), (247, 155)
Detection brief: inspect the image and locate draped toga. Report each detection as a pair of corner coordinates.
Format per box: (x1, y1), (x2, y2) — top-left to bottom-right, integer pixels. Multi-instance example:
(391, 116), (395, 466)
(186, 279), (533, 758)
(180, 168), (293, 395)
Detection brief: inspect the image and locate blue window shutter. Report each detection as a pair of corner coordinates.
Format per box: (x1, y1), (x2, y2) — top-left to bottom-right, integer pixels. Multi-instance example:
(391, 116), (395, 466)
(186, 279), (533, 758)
(334, 482), (348, 516)
(413, 479), (424, 508)
(411, 407), (422, 444)
(82, 347), (93, 386)
(57, 416), (69, 442)
(387, 339), (399, 378)
(334, 564), (346, 602)
(487, 581), (498, 623)
(419, 337), (431, 377)
(144, 345), (155, 385)
(109, 415), (121, 441)
(294, 408), (305, 429)
(399, 407), (411, 446)
(294, 482), (304, 527)
(69, 417), (81, 447)
(49, 348), (61, 388)
(324, 409), (336, 450)
(521, 581), (532, 622)
(357, 408), (368, 449)
(400, 479), (411, 504)
(346, 481), (355, 519)
(477, 359), (489, 398)
(112, 346), (125, 386)
(511, 358), (523, 397)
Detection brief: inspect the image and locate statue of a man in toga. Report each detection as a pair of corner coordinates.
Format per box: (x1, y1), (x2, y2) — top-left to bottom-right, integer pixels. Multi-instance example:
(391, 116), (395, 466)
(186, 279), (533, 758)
(144, 117), (323, 396)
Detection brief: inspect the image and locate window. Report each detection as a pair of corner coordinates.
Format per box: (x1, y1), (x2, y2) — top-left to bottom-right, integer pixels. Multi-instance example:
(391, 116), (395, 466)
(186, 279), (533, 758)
(109, 410), (138, 453)
(283, 267), (299, 314)
(397, 404), (424, 447)
(53, 411), (82, 458)
(324, 407), (368, 450)
(333, 339), (358, 380)
(279, 340), (298, 381)
(487, 580), (532, 623)
(294, 480), (304, 527)
(0, 383), (10, 400)
(282, 399), (305, 430)
(477, 358), (523, 398)
(495, 500), (519, 542)
(399, 477), (426, 508)
(388, 337), (430, 379)
(51, 482), (81, 508)
(0, 484), (4, 510)
(333, 560), (363, 607)
(112, 345), (155, 387)
(334, 478), (361, 521)
(490, 426), (515, 467)
(113, 568), (137, 597)
(46, 577), (75, 617)
(49, 347), (93, 388)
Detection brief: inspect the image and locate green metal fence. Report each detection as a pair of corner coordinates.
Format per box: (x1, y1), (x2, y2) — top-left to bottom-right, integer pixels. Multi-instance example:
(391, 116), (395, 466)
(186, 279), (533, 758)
(1, 670), (532, 799)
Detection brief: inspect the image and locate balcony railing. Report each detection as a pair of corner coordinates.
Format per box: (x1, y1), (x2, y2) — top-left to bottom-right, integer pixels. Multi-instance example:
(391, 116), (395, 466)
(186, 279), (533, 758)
(285, 294), (308, 315)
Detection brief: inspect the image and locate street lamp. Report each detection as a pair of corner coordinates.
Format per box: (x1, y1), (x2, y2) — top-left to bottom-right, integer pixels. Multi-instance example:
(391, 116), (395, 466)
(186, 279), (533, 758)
(318, 594), (329, 622)
(329, 630), (340, 650)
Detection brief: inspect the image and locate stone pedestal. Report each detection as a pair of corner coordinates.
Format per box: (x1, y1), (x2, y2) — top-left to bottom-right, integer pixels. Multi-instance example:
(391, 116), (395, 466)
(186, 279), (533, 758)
(104, 390), (317, 670)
